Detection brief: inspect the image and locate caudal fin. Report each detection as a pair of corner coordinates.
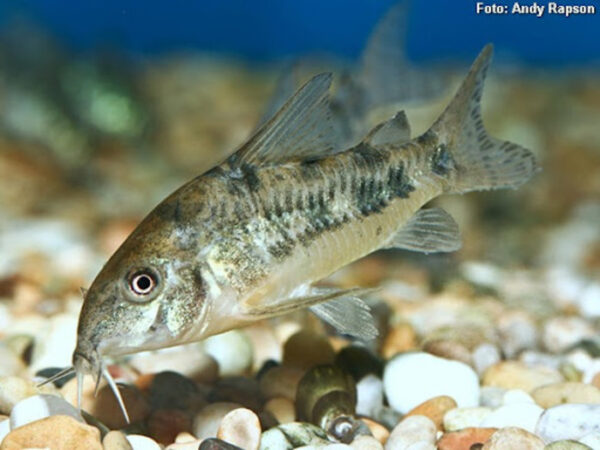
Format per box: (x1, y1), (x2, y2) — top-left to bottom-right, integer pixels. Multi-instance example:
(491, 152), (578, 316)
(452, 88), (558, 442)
(430, 44), (539, 193)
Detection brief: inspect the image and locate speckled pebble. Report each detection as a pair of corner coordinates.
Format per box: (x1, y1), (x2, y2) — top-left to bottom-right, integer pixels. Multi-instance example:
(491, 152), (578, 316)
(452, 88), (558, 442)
(579, 432), (600, 449)
(103, 430), (134, 450)
(536, 404), (600, 443)
(531, 382), (600, 408)
(9, 393), (84, 429)
(216, 407), (261, 450)
(481, 426), (544, 449)
(383, 352), (479, 414)
(543, 317), (596, 353)
(479, 403), (544, 433)
(384, 415), (436, 450)
(443, 407), (493, 431)
(0, 415), (102, 450)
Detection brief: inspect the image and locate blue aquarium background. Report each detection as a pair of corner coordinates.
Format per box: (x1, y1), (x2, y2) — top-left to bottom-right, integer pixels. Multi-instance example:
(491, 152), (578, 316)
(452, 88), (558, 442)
(0, 0), (598, 66)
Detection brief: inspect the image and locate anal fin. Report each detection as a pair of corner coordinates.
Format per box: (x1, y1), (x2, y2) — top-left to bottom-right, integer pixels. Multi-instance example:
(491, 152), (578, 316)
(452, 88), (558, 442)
(385, 207), (462, 254)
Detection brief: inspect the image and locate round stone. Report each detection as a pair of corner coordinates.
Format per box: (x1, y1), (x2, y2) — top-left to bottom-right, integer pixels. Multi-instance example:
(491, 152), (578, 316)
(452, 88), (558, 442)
(404, 395), (457, 431)
(384, 415), (436, 450)
(531, 382), (600, 408)
(383, 352), (479, 414)
(443, 407), (493, 432)
(482, 361), (563, 392)
(193, 402), (242, 441)
(126, 434), (162, 450)
(216, 407), (261, 450)
(479, 403), (544, 433)
(9, 394), (84, 429)
(480, 426), (544, 449)
(0, 376), (59, 415)
(536, 404), (600, 443)
(355, 375), (384, 418)
(204, 330), (254, 377)
(437, 428), (498, 450)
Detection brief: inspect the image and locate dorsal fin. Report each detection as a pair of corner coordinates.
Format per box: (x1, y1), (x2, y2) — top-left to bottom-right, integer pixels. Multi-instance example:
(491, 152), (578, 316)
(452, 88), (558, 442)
(230, 73), (342, 168)
(363, 111), (411, 147)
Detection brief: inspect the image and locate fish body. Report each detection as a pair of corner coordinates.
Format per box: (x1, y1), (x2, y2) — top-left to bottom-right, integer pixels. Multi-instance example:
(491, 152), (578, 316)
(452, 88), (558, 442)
(67, 45), (537, 418)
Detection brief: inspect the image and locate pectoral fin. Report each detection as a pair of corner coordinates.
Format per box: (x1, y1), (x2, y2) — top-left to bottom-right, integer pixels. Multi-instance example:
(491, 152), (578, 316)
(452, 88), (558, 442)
(385, 207), (462, 253)
(243, 287), (378, 341)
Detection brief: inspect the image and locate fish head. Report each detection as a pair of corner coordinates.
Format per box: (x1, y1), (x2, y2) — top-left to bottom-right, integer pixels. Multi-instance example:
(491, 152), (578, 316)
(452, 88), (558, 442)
(74, 221), (208, 375)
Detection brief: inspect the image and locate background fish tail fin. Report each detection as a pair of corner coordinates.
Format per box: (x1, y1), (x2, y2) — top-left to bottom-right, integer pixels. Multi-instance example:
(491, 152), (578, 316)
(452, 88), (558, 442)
(430, 44), (539, 194)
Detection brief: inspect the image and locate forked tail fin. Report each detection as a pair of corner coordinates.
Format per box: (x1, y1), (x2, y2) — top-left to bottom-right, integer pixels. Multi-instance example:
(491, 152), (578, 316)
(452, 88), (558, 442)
(429, 44), (539, 193)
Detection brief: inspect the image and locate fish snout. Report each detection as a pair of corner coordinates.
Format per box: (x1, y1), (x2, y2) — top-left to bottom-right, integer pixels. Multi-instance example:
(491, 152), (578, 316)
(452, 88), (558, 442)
(72, 345), (101, 377)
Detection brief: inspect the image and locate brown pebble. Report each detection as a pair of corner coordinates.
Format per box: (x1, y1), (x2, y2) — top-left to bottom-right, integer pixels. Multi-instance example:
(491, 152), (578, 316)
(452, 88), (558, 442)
(361, 417), (390, 444)
(423, 339), (472, 366)
(283, 330), (335, 369)
(437, 427), (498, 450)
(263, 397), (295, 424)
(148, 409), (192, 445)
(102, 430), (133, 450)
(592, 372), (600, 389)
(405, 395), (457, 431)
(481, 427), (544, 450)
(216, 408), (261, 450)
(382, 322), (417, 359)
(0, 415), (102, 450)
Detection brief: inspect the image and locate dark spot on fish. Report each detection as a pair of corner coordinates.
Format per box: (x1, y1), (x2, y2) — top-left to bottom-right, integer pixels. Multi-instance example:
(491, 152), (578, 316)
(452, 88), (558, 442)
(387, 163), (414, 199)
(431, 144), (455, 176)
(376, 226), (382, 236)
(240, 164), (261, 192)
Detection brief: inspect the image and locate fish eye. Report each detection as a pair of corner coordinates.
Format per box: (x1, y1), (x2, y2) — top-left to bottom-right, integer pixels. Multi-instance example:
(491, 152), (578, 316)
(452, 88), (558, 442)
(128, 269), (159, 297)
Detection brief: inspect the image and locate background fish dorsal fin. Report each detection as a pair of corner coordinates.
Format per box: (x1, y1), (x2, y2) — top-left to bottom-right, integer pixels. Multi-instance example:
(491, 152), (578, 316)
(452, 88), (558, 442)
(385, 207), (462, 253)
(363, 111), (411, 147)
(230, 72), (342, 167)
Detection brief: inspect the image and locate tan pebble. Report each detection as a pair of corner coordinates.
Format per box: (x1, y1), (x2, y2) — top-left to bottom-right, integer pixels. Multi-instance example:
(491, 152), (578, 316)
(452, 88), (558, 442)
(531, 382), (600, 408)
(443, 407), (493, 431)
(481, 427), (544, 450)
(385, 415), (436, 450)
(243, 323), (283, 372)
(165, 439), (203, 450)
(0, 345), (25, 377)
(437, 427), (498, 450)
(350, 435), (384, 449)
(60, 373), (99, 410)
(216, 407), (261, 450)
(148, 408), (192, 445)
(545, 440), (594, 449)
(103, 430), (133, 450)
(283, 331), (335, 369)
(175, 432), (197, 443)
(382, 323), (417, 359)
(405, 395), (457, 431)
(259, 365), (305, 400)
(193, 402), (242, 440)
(422, 339), (472, 366)
(0, 376), (59, 415)
(361, 418), (390, 444)
(482, 361), (563, 392)
(0, 415), (102, 450)
(263, 397), (295, 424)
(591, 372), (600, 389)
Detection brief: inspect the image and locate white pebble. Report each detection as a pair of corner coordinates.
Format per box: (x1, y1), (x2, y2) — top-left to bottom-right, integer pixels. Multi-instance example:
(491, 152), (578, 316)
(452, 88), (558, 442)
(385, 415), (436, 450)
(126, 434), (161, 450)
(350, 435), (384, 450)
(502, 389), (535, 405)
(479, 386), (507, 408)
(193, 402), (242, 440)
(0, 419), (10, 443)
(480, 403), (544, 433)
(443, 407), (492, 431)
(356, 375), (384, 417)
(203, 330), (253, 376)
(579, 432), (600, 449)
(536, 404), (600, 443)
(383, 352), (479, 414)
(472, 343), (501, 376)
(9, 394), (84, 429)
(259, 428), (293, 450)
(579, 282), (600, 319)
